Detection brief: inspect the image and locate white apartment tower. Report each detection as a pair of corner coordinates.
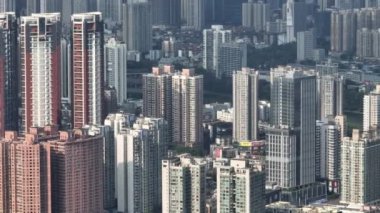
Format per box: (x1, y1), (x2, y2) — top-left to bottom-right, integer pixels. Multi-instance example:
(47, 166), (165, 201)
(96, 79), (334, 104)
(116, 117), (168, 213)
(217, 159), (265, 213)
(233, 68), (259, 142)
(203, 25), (232, 75)
(105, 38), (128, 104)
(341, 129), (380, 205)
(162, 154), (206, 213)
(363, 85), (380, 132)
(316, 61), (344, 120)
(172, 69), (203, 148)
(315, 119), (341, 191)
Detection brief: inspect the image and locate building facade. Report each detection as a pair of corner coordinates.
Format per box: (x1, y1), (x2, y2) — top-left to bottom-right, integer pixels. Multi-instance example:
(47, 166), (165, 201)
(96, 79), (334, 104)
(341, 130), (380, 205)
(71, 12), (104, 128)
(233, 68), (259, 142)
(104, 38), (128, 104)
(172, 69), (204, 148)
(363, 85), (380, 132)
(116, 117), (168, 213)
(162, 154), (206, 213)
(216, 159), (265, 213)
(267, 66), (316, 188)
(19, 13), (61, 133)
(0, 12), (17, 135)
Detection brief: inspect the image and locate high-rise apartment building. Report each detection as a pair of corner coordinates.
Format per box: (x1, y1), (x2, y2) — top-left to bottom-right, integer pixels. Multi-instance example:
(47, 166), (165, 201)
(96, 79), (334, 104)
(19, 13), (61, 133)
(0, 12), (17, 135)
(297, 30), (316, 61)
(116, 117), (168, 213)
(105, 38), (128, 105)
(267, 66), (316, 188)
(216, 159), (265, 213)
(242, 0), (270, 32)
(286, 0), (307, 43)
(203, 25), (232, 75)
(315, 62), (344, 120)
(0, 0), (15, 12)
(316, 119), (341, 192)
(143, 66), (174, 143)
(0, 130), (52, 212)
(331, 10), (357, 53)
(217, 42), (247, 78)
(0, 126), (104, 212)
(363, 85), (380, 132)
(233, 68), (259, 142)
(49, 129), (104, 212)
(122, 1), (152, 52)
(181, 0), (205, 30)
(85, 125), (116, 210)
(151, 0), (180, 26)
(172, 69), (204, 148)
(71, 12), (104, 128)
(162, 154), (206, 213)
(341, 129), (380, 206)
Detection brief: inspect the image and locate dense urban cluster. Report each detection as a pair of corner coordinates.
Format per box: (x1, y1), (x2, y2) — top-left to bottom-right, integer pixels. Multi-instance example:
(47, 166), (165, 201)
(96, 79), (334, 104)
(1, 0), (380, 213)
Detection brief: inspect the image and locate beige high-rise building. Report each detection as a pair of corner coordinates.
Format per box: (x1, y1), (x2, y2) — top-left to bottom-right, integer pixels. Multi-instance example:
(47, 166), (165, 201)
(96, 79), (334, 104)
(216, 159), (265, 213)
(143, 66), (174, 143)
(363, 85), (380, 132)
(162, 154), (206, 213)
(172, 69), (203, 148)
(341, 129), (380, 206)
(233, 68), (259, 142)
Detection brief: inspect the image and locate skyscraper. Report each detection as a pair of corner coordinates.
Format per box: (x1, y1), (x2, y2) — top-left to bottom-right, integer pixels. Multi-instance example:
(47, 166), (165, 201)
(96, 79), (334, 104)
(19, 13), (61, 133)
(233, 68), (259, 142)
(286, 0), (307, 43)
(116, 117), (168, 213)
(330, 10), (357, 53)
(316, 61), (344, 120)
(181, 0), (205, 30)
(0, 12), (17, 135)
(49, 129), (104, 212)
(297, 30), (316, 61)
(172, 69), (204, 148)
(363, 85), (380, 132)
(341, 129), (380, 206)
(217, 42), (247, 78)
(216, 159), (266, 213)
(143, 66), (174, 143)
(203, 25), (232, 75)
(0, 130), (52, 212)
(315, 118), (341, 192)
(105, 38), (128, 105)
(162, 154), (206, 213)
(0, 0), (15, 12)
(123, 1), (152, 52)
(267, 66), (316, 188)
(85, 125), (116, 210)
(71, 12), (104, 128)
(242, 0), (270, 32)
